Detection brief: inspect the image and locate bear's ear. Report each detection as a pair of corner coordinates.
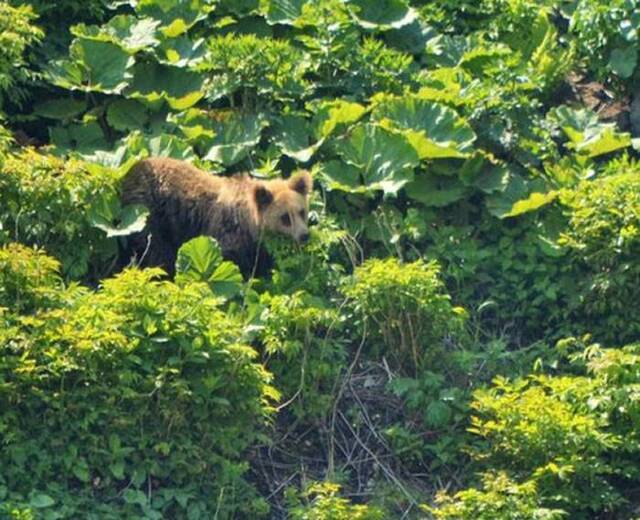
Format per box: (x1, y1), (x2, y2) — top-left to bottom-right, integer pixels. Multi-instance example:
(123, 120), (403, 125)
(254, 185), (273, 212)
(289, 170), (313, 197)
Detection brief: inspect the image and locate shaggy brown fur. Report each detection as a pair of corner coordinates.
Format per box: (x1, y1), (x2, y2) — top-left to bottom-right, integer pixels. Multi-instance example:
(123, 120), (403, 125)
(119, 157), (312, 277)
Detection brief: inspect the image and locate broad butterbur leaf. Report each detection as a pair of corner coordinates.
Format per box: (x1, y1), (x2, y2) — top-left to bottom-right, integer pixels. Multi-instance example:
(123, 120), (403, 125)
(48, 38), (134, 94)
(348, 0), (416, 30)
(128, 62), (204, 110)
(261, 0), (307, 25)
(71, 15), (161, 53)
(502, 191), (559, 218)
(406, 173), (467, 207)
(157, 35), (206, 67)
(203, 112), (267, 166)
(106, 99), (149, 131)
(88, 192), (149, 238)
(319, 161), (368, 193)
(485, 174), (539, 218)
(335, 123), (419, 195)
(372, 95), (476, 159)
(176, 236), (243, 299)
(133, 0), (212, 37)
(274, 114), (323, 162)
(50, 121), (108, 153)
(551, 106), (633, 159)
(29, 494), (55, 508)
(310, 99), (367, 139)
(608, 46), (637, 78)
(33, 98), (87, 120)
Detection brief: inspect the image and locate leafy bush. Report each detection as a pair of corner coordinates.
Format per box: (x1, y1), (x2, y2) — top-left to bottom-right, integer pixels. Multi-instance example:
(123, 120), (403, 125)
(259, 290), (346, 419)
(0, 2), (42, 105)
(436, 337), (640, 518)
(568, 0), (640, 80)
(257, 220), (352, 419)
(0, 242), (62, 313)
(426, 471), (566, 519)
(286, 482), (385, 520)
(469, 375), (621, 512)
(0, 148), (120, 280)
(560, 171), (640, 344)
(0, 260), (274, 518)
(427, 210), (572, 343)
(264, 217), (350, 295)
(343, 257), (465, 373)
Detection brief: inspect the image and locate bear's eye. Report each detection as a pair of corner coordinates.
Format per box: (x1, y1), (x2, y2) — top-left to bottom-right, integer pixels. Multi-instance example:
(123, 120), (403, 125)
(280, 213), (291, 226)
(299, 209), (306, 219)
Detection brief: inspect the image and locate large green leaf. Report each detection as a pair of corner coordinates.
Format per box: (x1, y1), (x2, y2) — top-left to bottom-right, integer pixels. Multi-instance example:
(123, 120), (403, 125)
(385, 17), (437, 54)
(72, 38), (134, 93)
(29, 494), (55, 509)
(347, 0), (416, 29)
(335, 123), (418, 195)
(575, 127), (633, 158)
(176, 236), (243, 299)
(171, 108), (217, 147)
(157, 35), (205, 67)
(319, 161), (368, 193)
(33, 98), (87, 120)
(88, 192), (149, 238)
(417, 67), (470, 106)
(485, 174), (532, 218)
(550, 105), (632, 159)
(310, 99), (367, 139)
(133, 0), (212, 37)
(425, 34), (511, 72)
(127, 61), (204, 109)
(203, 112), (267, 166)
(48, 38), (134, 94)
(459, 153), (510, 194)
(274, 114), (322, 162)
(261, 0), (307, 25)
(405, 173), (468, 207)
(106, 99), (149, 131)
(71, 15), (161, 53)
(608, 46), (637, 78)
(50, 121), (108, 153)
(142, 133), (197, 160)
(501, 191), (559, 218)
(372, 95), (476, 159)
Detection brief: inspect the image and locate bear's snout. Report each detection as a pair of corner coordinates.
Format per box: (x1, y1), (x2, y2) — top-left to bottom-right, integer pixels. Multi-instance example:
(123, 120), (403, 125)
(299, 232), (310, 244)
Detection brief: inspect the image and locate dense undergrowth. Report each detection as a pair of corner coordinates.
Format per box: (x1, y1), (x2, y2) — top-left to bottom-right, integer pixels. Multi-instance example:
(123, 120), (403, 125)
(1, 0), (640, 518)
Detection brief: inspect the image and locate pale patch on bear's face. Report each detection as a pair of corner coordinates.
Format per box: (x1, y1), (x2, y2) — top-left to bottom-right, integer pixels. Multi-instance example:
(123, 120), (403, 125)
(254, 171), (312, 243)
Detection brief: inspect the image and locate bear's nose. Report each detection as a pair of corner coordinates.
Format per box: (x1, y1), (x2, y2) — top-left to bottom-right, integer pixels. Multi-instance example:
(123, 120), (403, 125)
(299, 232), (310, 243)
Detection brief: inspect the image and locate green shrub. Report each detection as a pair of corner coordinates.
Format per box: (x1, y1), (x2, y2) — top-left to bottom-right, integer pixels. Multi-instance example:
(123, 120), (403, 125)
(463, 362), (634, 514)
(0, 242), (63, 313)
(560, 172), (640, 344)
(0, 262), (274, 518)
(427, 213), (571, 343)
(286, 482), (385, 520)
(343, 257), (465, 373)
(264, 217), (350, 295)
(259, 220), (352, 419)
(568, 0), (640, 80)
(0, 148), (119, 280)
(259, 290), (347, 419)
(201, 34), (310, 104)
(426, 471), (566, 519)
(0, 2), (42, 104)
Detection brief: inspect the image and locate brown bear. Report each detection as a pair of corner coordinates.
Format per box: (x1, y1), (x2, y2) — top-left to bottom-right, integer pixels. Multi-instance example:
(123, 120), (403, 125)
(119, 157), (312, 277)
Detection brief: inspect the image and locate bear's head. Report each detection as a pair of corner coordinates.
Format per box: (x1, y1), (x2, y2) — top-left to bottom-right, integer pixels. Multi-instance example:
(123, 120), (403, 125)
(254, 170), (313, 243)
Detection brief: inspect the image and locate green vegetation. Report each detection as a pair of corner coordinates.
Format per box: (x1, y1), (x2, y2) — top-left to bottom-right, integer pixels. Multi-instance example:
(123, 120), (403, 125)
(1, 0), (640, 518)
